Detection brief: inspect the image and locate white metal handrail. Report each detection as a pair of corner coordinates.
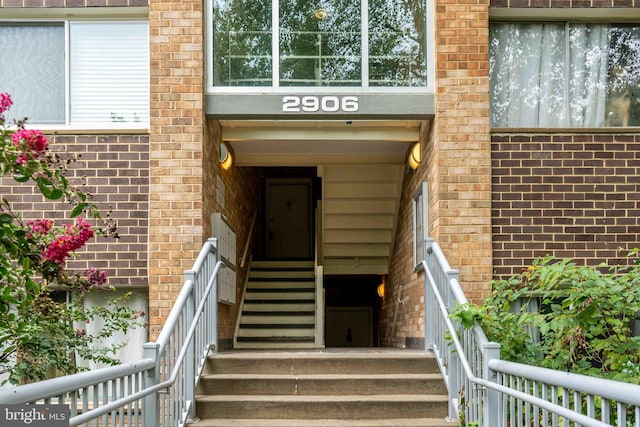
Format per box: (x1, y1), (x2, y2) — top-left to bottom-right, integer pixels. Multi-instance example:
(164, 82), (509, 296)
(422, 237), (640, 427)
(0, 238), (223, 427)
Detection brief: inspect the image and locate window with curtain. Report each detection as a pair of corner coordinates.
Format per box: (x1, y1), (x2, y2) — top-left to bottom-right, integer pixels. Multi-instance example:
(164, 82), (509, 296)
(0, 23), (66, 124)
(0, 21), (149, 127)
(490, 23), (640, 128)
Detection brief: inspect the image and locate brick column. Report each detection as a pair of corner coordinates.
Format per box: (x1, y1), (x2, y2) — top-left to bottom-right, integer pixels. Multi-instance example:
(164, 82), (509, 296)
(432, 0), (492, 301)
(148, 0), (205, 338)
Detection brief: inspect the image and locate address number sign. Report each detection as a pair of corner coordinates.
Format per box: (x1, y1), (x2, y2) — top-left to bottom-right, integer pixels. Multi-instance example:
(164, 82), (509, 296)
(282, 95), (359, 113)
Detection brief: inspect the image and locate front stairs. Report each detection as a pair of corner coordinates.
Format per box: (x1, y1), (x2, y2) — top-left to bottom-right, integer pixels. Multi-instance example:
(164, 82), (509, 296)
(191, 350), (454, 427)
(234, 260), (318, 349)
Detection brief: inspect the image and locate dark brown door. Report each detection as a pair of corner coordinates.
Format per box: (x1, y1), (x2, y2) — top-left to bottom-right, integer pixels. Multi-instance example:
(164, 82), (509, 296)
(265, 177), (313, 259)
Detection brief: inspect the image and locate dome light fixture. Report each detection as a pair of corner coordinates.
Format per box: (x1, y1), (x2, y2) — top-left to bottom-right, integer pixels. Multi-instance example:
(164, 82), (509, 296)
(314, 7), (328, 20)
(408, 142), (421, 170)
(377, 275), (386, 298)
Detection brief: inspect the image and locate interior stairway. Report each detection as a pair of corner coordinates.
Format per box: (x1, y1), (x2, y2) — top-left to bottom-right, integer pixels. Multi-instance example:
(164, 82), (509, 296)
(234, 260), (318, 349)
(190, 350), (454, 427)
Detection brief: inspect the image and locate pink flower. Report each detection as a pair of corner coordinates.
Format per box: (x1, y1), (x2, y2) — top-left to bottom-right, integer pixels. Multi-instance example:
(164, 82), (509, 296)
(0, 92), (12, 118)
(27, 219), (54, 238)
(12, 129), (48, 154)
(85, 268), (107, 287)
(42, 218), (95, 265)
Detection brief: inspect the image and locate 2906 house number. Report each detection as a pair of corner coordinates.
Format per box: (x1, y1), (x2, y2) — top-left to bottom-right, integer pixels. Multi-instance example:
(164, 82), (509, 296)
(282, 96), (359, 113)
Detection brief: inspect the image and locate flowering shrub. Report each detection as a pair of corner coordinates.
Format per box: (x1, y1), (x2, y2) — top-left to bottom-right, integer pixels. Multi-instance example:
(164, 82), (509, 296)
(0, 93), (144, 385)
(451, 254), (640, 384)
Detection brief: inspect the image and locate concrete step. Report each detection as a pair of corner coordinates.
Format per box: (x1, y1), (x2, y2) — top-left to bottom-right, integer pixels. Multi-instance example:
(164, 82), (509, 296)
(247, 281), (315, 289)
(242, 303), (315, 311)
(197, 373), (447, 395)
(201, 352), (440, 375)
(249, 270), (315, 279)
(250, 260), (315, 269)
(193, 351), (450, 425)
(241, 314), (315, 324)
(236, 328), (315, 338)
(245, 291), (316, 300)
(194, 394), (449, 420)
(233, 342), (317, 349)
(188, 418), (455, 426)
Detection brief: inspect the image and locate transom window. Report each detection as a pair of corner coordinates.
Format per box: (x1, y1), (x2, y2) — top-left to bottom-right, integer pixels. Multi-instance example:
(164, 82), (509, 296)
(0, 21), (149, 127)
(212, 0), (428, 88)
(490, 23), (640, 128)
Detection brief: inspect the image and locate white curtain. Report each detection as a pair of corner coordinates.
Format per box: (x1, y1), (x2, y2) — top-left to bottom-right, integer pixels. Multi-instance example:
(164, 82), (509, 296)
(75, 289), (148, 370)
(0, 24), (65, 124)
(569, 25), (609, 127)
(490, 23), (610, 128)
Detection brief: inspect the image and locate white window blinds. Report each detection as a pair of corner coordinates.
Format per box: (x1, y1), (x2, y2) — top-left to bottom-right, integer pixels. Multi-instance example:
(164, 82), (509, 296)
(70, 22), (149, 125)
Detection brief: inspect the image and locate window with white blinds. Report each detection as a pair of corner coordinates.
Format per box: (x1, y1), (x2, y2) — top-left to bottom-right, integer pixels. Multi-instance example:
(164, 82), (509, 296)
(0, 20), (149, 128)
(70, 22), (149, 125)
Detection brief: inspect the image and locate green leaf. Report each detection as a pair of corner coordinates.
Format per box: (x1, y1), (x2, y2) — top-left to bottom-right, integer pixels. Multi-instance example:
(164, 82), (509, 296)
(12, 173), (29, 183)
(35, 178), (63, 200)
(0, 214), (12, 224)
(70, 203), (88, 218)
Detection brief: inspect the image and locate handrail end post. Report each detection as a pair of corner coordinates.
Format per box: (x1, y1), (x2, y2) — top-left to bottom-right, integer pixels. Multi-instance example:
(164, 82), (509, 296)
(483, 342), (501, 427)
(142, 342), (160, 427)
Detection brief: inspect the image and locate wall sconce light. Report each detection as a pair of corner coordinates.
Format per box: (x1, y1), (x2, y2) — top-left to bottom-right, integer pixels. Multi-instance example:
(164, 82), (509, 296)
(314, 7), (328, 19)
(220, 142), (233, 171)
(408, 142), (421, 170)
(377, 275), (386, 298)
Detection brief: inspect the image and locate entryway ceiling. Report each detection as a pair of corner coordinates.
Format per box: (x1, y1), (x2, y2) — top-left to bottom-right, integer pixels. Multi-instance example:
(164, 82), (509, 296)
(220, 120), (422, 166)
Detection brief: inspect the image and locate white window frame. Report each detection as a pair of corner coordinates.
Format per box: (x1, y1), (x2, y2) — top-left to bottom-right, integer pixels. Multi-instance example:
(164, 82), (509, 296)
(1, 17), (149, 132)
(205, 0), (435, 94)
(413, 181), (429, 268)
(489, 8), (640, 131)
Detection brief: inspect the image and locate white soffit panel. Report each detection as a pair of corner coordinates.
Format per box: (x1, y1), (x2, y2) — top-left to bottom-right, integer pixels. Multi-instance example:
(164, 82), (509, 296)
(219, 120), (421, 166)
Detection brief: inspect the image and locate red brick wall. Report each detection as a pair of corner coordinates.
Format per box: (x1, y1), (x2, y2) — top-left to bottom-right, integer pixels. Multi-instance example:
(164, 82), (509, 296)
(492, 134), (640, 277)
(382, 0), (493, 347)
(204, 120), (261, 349)
(433, 0), (492, 304)
(1, 134), (149, 286)
(490, 0), (639, 7)
(148, 0), (205, 338)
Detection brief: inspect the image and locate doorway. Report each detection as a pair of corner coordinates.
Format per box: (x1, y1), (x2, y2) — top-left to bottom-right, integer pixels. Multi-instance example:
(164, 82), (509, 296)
(324, 275), (382, 347)
(264, 175), (314, 260)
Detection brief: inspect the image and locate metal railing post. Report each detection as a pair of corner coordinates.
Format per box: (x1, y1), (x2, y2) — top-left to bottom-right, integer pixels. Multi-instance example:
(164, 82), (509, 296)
(446, 268), (460, 422)
(142, 342), (160, 427)
(208, 238), (219, 354)
(447, 344), (460, 421)
(424, 238), (435, 351)
(315, 265), (324, 348)
(483, 342), (501, 427)
(184, 271), (197, 422)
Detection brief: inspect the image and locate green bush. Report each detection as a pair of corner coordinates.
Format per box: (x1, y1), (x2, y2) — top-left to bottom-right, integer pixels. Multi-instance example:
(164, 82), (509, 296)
(452, 254), (640, 384)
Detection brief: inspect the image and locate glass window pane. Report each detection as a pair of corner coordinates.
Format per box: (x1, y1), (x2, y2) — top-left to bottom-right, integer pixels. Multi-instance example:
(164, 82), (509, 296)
(0, 23), (65, 124)
(280, 0), (361, 86)
(70, 22), (149, 125)
(490, 23), (566, 127)
(213, 0), (273, 86)
(369, 0), (427, 87)
(604, 25), (640, 127)
(568, 24), (610, 127)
